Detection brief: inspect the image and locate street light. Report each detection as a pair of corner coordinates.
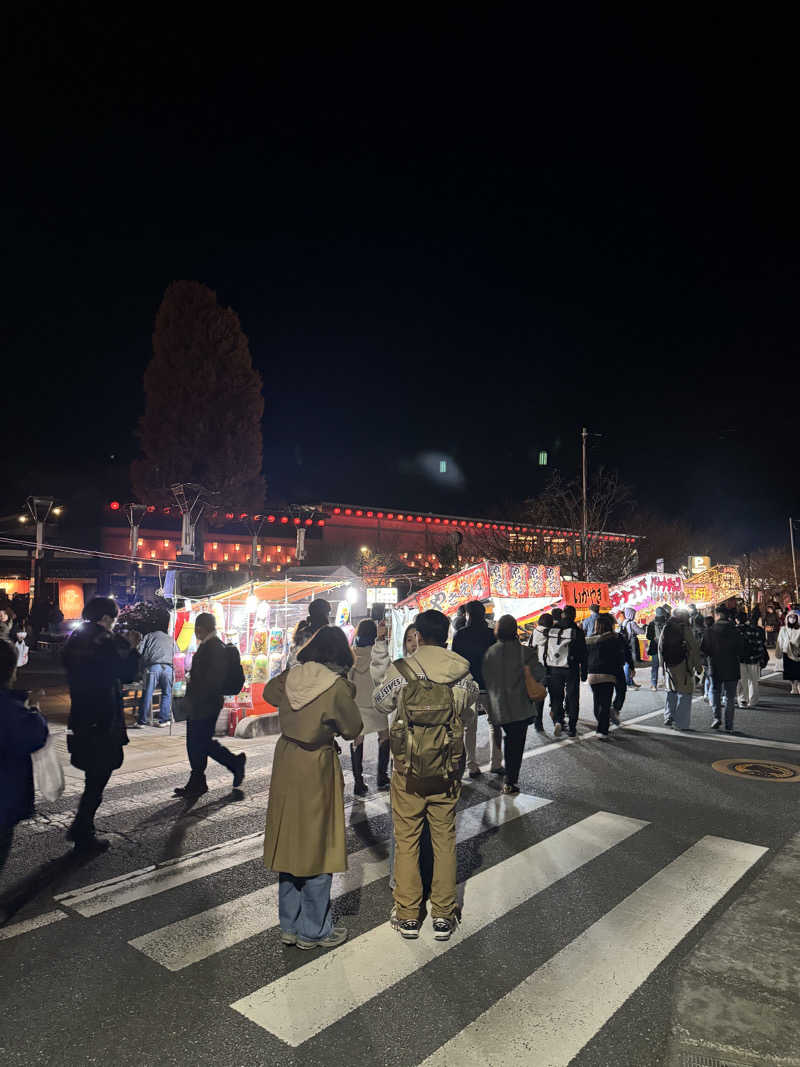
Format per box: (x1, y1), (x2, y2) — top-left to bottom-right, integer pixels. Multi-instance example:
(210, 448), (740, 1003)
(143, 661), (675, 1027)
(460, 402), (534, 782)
(26, 495), (55, 607)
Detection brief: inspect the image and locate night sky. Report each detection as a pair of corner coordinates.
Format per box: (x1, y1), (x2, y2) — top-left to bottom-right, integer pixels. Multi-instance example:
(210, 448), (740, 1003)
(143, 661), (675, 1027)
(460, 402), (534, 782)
(5, 9), (798, 551)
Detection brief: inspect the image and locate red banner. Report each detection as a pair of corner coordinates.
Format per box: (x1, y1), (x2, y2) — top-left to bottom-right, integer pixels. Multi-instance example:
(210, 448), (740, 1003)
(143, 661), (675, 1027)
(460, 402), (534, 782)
(562, 581), (610, 611)
(415, 563), (491, 615)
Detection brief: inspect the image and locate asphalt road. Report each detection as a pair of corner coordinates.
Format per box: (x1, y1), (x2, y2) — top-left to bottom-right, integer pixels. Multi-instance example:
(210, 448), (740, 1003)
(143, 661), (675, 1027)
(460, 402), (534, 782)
(2, 666), (799, 1067)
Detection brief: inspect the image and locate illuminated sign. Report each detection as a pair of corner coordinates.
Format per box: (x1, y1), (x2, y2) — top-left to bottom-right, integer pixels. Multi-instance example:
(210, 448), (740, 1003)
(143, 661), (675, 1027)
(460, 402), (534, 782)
(366, 587), (398, 606)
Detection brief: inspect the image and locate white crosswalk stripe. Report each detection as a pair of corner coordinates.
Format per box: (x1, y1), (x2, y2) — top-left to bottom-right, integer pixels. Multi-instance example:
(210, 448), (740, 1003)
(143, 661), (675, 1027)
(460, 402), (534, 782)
(55, 796), (391, 917)
(230, 810), (648, 1046)
(129, 792), (550, 971)
(419, 835), (767, 1067)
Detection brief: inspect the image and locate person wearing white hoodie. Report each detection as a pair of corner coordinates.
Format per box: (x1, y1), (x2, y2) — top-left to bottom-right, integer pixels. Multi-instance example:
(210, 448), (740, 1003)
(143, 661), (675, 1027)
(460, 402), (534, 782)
(348, 619), (390, 795)
(528, 612), (553, 733)
(263, 626), (363, 951)
(373, 609), (478, 942)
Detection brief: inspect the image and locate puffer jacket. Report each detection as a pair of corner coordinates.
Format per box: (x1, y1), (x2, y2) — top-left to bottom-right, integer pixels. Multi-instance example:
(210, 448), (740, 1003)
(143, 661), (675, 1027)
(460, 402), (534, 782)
(0, 688), (49, 829)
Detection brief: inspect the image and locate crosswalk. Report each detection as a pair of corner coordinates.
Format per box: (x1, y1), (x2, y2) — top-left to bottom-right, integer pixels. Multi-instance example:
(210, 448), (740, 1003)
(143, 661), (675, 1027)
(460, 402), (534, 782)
(32, 783), (768, 1065)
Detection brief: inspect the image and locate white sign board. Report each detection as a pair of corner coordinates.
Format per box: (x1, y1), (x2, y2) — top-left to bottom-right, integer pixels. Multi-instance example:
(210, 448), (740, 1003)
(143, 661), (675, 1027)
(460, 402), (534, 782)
(366, 586), (398, 606)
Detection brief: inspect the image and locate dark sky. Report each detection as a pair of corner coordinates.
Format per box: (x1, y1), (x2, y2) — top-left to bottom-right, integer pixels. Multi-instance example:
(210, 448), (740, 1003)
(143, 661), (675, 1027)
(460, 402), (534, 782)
(4, 8), (798, 551)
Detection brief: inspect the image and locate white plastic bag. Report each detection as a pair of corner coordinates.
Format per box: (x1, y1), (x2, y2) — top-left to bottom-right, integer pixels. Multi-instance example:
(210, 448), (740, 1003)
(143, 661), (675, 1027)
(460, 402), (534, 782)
(32, 736), (65, 803)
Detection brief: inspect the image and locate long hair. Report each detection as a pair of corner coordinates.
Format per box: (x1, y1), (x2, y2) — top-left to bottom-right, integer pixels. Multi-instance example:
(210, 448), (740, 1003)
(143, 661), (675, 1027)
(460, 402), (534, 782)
(297, 625), (354, 670)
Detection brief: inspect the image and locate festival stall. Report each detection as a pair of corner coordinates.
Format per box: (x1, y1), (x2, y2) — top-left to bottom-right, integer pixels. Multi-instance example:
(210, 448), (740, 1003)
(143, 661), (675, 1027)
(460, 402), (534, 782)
(392, 561), (561, 657)
(683, 565), (743, 610)
(172, 570), (360, 733)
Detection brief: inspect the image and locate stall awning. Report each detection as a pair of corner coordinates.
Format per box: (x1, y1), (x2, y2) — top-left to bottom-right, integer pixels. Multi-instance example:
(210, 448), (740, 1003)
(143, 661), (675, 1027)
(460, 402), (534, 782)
(210, 577), (351, 605)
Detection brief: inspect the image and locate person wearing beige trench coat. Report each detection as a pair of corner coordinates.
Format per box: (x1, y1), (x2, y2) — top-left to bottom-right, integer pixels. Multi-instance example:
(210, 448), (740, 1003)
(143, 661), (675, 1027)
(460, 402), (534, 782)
(263, 626), (362, 950)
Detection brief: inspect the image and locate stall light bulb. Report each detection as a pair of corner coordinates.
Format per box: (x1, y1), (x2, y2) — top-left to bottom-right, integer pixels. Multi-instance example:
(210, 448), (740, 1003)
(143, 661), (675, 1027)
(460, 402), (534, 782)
(246, 594), (258, 611)
(346, 586), (359, 603)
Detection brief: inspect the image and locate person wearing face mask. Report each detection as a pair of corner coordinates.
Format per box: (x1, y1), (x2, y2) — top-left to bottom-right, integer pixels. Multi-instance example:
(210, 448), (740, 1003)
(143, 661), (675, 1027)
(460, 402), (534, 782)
(776, 610), (800, 695)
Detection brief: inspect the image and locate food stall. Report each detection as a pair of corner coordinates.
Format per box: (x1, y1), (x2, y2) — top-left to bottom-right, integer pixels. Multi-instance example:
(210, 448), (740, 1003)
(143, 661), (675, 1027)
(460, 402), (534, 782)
(172, 569), (361, 733)
(392, 561), (561, 657)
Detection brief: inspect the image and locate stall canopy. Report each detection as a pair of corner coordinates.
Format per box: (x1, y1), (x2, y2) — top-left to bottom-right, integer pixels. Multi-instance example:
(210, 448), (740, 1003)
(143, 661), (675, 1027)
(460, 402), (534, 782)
(210, 573), (355, 605)
(397, 561), (561, 616)
(609, 565), (743, 623)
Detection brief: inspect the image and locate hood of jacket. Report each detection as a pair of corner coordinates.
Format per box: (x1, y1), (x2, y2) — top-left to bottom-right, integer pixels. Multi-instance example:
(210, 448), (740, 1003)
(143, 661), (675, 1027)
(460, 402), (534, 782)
(351, 645), (373, 675)
(285, 662), (343, 710)
(405, 645), (471, 684)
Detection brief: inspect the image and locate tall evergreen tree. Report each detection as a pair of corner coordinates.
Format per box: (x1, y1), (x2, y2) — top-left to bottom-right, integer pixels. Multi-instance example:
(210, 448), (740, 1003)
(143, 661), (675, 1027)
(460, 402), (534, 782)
(132, 281), (266, 510)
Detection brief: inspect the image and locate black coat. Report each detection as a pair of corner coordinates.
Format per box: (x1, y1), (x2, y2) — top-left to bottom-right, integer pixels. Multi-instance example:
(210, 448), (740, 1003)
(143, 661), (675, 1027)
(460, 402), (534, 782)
(0, 688), (49, 829)
(184, 634), (229, 721)
(63, 622), (139, 772)
(586, 633), (625, 677)
(701, 620), (742, 681)
(452, 623), (496, 690)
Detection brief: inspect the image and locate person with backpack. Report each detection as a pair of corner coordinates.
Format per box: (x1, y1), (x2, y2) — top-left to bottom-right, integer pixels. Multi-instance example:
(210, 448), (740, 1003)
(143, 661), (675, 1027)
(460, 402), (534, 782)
(528, 612), (553, 732)
(701, 605), (743, 732)
(348, 619), (390, 795)
(483, 615), (546, 793)
(173, 612), (246, 798)
(543, 605), (587, 738)
(452, 600), (502, 778)
(586, 615), (626, 740)
(659, 608), (701, 730)
(737, 612), (769, 707)
(263, 626), (363, 950)
(374, 609), (478, 942)
(610, 616), (633, 724)
(1, 638), (49, 876)
(645, 607), (667, 690)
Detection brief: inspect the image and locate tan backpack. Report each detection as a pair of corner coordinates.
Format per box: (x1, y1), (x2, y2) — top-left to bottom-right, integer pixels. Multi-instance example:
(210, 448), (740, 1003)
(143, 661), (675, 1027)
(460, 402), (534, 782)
(389, 659), (464, 781)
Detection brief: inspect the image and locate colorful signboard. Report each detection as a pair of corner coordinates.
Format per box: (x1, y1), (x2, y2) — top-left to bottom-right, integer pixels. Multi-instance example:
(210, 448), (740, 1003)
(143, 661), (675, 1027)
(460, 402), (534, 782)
(399, 561), (562, 617)
(562, 581), (610, 611)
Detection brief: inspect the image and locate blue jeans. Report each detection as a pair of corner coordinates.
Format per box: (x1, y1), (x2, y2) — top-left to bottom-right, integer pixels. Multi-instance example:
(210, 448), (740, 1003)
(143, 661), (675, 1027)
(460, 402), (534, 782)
(664, 690), (692, 729)
(140, 664), (173, 724)
(650, 653), (660, 688)
(711, 678), (738, 729)
(624, 662), (636, 686)
(278, 873), (333, 942)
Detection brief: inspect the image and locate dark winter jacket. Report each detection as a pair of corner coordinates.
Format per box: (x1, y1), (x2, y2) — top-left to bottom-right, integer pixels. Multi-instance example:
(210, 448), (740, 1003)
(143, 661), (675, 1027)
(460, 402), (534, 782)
(563, 622), (588, 679)
(185, 634), (229, 721)
(586, 633), (625, 680)
(0, 688), (49, 829)
(645, 615), (666, 656)
(701, 619), (742, 681)
(738, 622), (768, 667)
(63, 622), (139, 772)
(452, 623), (496, 690)
(482, 640), (546, 726)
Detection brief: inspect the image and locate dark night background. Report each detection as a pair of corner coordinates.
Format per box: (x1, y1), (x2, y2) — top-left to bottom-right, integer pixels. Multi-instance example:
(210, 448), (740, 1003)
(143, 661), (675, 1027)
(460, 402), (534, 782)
(3, 8), (798, 550)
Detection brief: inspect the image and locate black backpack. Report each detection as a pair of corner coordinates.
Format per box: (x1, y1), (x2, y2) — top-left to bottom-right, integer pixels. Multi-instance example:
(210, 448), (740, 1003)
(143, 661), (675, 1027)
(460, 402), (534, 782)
(661, 621), (687, 668)
(222, 643), (246, 695)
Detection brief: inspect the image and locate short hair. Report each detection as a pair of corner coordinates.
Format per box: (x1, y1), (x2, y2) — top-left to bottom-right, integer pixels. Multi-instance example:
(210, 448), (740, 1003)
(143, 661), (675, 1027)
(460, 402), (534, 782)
(590, 603), (600, 613)
(355, 618), (377, 647)
(496, 614), (519, 641)
(704, 615), (714, 627)
(466, 601), (486, 625)
(195, 611), (216, 635)
(538, 613), (553, 629)
(551, 607), (563, 622)
(83, 597), (119, 623)
(0, 638), (17, 685)
(292, 620), (312, 646)
(415, 609), (450, 647)
(715, 605), (730, 619)
(596, 614), (614, 634)
(297, 625), (354, 670)
(308, 599), (331, 627)
(562, 605), (576, 623)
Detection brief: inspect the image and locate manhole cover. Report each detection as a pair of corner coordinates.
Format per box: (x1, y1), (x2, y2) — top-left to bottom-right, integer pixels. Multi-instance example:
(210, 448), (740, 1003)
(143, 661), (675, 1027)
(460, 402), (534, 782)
(712, 757), (800, 782)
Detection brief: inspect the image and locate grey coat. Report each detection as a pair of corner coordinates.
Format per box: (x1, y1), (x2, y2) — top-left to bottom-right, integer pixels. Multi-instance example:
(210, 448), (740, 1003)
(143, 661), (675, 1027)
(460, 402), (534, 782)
(482, 640), (546, 726)
(660, 622), (701, 694)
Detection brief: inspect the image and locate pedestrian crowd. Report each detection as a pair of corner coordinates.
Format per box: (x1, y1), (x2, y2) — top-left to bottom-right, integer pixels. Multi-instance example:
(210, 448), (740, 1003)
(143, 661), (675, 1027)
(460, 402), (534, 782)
(0, 590), (794, 948)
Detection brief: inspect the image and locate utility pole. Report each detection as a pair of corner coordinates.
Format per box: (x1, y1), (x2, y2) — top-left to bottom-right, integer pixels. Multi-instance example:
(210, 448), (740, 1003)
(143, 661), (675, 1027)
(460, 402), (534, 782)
(790, 518), (800, 603)
(581, 427), (588, 580)
(126, 503), (147, 598)
(26, 496), (54, 609)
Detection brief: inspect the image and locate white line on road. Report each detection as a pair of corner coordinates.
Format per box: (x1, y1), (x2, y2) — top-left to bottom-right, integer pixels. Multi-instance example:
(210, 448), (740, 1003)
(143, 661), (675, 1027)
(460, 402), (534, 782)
(419, 834), (767, 1067)
(621, 723), (800, 752)
(0, 909), (68, 941)
(230, 810), (648, 1046)
(56, 796), (391, 917)
(129, 792), (550, 971)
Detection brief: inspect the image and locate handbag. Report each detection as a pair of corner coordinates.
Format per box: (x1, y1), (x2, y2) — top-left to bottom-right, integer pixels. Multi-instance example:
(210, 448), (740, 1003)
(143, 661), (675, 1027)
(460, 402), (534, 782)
(32, 735), (65, 803)
(521, 647), (547, 701)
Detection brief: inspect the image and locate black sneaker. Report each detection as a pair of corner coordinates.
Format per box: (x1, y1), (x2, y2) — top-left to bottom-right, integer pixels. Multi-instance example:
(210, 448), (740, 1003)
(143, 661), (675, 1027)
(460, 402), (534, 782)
(534, 722), (545, 733)
(376, 778), (390, 792)
(710, 718), (722, 730)
(232, 753), (247, 788)
(468, 769), (482, 779)
(353, 780), (369, 797)
(72, 835), (111, 854)
(568, 728), (577, 738)
(174, 782), (209, 798)
(610, 713), (621, 726)
(432, 917), (457, 941)
(664, 716), (674, 726)
(490, 767), (505, 776)
(390, 909), (420, 939)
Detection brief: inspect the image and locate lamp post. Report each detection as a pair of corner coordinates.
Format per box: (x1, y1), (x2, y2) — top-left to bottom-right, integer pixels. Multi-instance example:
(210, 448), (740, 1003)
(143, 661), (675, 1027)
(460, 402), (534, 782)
(126, 503), (148, 597)
(26, 495), (54, 609)
(581, 427), (588, 580)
